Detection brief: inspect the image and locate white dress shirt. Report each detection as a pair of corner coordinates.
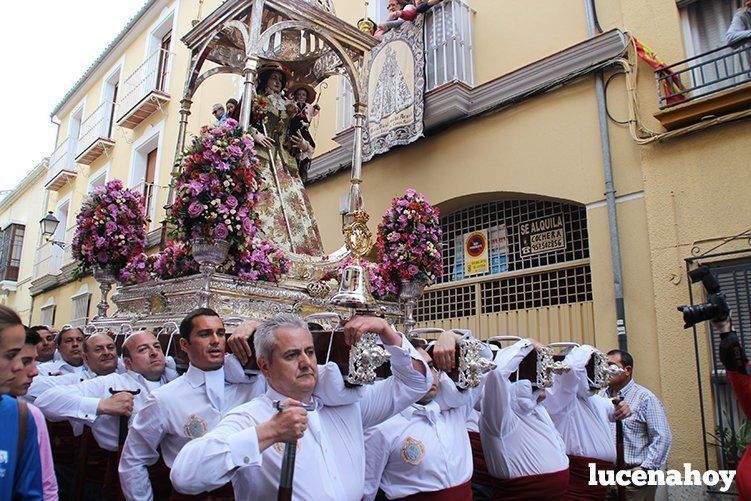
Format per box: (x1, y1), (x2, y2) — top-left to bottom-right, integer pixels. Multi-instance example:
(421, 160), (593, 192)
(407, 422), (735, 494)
(544, 345), (617, 463)
(364, 372), (478, 500)
(24, 367), (98, 404)
(170, 341), (431, 501)
(35, 367), (178, 451)
(36, 359), (84, 377)
(118, 360), (266, 501)
(480, 340), (569, 479)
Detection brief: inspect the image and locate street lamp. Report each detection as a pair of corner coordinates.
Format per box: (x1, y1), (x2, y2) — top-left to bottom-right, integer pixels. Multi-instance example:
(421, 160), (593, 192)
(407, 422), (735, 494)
(39, 211), (66, 249)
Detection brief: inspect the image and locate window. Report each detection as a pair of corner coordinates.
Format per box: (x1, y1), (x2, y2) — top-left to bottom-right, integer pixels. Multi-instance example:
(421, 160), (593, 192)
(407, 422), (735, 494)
(415, 198), (592, 323)
(103, 68), (121, 139)
(157, 31), (172, 92)
(130, 128), (162, 229)
(335, 77), (355, 133)
(40, 300), (56, 327)
(70, 285), (91, 328)
(88, 165), (108, 193)
(424, 0), (474, 91)
(681, 0), (742, 55)
(0, 224), (25, 282)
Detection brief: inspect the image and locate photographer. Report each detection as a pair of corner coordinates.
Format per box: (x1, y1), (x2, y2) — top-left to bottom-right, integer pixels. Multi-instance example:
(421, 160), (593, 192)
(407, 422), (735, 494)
(711, 318), (750, 500)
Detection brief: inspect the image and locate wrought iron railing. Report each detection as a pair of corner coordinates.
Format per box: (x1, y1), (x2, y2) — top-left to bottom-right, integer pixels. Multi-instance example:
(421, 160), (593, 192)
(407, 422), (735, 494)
(77, 101), (116, 156)
(424, 0), (474, 91)
(656, 43), (751, 109)
(47, 138), (77, 185)
(131, 180), (160, 227)
(33, 241), (64, 278)
(118, 48), (173, 120)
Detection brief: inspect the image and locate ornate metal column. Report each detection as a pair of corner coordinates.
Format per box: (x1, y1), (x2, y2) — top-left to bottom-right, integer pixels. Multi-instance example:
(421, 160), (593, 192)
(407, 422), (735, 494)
(346, 102), (367, 219)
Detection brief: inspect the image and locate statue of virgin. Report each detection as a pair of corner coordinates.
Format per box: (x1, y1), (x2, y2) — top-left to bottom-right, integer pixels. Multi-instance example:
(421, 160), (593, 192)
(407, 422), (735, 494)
(249, 62), (324, 256)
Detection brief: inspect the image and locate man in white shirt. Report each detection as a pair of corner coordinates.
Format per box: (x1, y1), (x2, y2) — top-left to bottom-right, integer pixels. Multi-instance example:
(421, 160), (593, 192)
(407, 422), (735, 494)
(30, 326), (57, 364)
(170, 313), (431, 500)
(544, 345), (630, 500)
(36, 327), (85, 376)
(35, 330), (178, 452)
(480, 339), (570, 499)
(26, 332), (120, 404)
(119, 308), (266, 501)
(364, 333), (487, 501)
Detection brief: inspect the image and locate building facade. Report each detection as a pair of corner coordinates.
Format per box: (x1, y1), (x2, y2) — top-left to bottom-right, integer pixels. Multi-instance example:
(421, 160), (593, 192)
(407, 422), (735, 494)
(2, 0), (749, 488)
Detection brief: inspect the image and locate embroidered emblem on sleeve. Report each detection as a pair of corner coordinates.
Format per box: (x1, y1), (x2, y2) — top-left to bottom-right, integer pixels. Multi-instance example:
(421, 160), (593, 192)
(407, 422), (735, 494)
(184, 415), (208, 438)
(401, 437), (425, 465)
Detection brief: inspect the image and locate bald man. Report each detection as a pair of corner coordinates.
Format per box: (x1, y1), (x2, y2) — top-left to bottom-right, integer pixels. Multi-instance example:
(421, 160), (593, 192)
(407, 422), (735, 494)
(35, 330), (179, 452)
(25, 333), (122, 404)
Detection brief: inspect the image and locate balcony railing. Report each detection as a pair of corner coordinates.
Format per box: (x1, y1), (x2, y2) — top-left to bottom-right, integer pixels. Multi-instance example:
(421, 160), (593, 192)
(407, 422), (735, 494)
(62, 226), (76, 266)
(131, 180), (158, 229)
(118, 48), (173, 128)
(656, 44), (751, 109)
(33, 241), (64, 279)
(76, 101), (116, 164)
(424, 0), (474, 91)
(46, 138), (78, 190)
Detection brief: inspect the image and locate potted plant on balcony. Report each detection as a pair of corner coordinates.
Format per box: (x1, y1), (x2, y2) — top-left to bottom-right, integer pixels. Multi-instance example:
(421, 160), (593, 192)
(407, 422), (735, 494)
(71, 179), (148, 317)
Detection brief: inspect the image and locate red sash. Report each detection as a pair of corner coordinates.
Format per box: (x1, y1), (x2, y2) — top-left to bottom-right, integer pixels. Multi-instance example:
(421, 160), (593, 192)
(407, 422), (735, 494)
(490, 469), (570, 500)
(563, 456), (612, 500)
(169, 481), (235, 501)
(468, 431), (494, 486)
(393, 480), (472, 501)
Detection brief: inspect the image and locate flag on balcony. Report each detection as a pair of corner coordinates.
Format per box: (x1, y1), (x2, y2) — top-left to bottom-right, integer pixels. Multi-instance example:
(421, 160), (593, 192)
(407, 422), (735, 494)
(363, 16), (426, 161)
(633, 37), (687, 106)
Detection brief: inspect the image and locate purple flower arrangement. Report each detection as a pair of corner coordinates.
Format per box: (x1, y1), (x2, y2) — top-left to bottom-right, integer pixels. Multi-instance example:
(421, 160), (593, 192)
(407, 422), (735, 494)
(168, 119), (262, 249)
(166, 118), (289, 282)
(152, 240), (198, 280)
(118, 252), (154, 285)
(71, 180), (147, 279)
(377, 189), (443, 285)
(231, 239), (290, 283)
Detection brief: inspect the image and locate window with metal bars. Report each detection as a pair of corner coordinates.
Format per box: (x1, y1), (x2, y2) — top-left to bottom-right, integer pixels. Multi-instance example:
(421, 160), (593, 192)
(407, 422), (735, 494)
(0, 224), (25, 282)
(415, 199), (592, 322)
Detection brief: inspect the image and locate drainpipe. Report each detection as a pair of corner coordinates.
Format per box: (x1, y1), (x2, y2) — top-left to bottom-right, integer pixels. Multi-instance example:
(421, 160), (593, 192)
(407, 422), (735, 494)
(585, 0), (628, 351)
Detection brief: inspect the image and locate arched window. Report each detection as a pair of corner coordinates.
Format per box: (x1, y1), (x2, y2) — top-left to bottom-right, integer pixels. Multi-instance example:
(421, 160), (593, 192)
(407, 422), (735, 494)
(415, 197), (593, 342)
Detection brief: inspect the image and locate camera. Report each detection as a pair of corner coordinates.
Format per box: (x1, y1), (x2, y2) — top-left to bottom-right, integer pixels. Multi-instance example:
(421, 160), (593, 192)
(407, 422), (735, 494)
(677, 265), (730, 329)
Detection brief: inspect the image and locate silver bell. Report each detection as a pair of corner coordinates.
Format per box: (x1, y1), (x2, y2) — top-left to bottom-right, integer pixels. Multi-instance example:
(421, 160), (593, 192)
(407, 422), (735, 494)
(331, 262), (377, 310)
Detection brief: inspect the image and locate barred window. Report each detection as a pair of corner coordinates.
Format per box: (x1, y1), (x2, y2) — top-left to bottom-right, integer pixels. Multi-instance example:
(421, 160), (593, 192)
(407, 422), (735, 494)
(416, 198), (592, 322)
(70, 285), (92, 328)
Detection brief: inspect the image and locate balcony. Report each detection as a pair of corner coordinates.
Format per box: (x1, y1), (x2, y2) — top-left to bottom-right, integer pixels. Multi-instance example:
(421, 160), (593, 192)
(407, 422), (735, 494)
(654, 44), (751, 130)
(131, 180), (159, 230)
(117, 48), (172, 129)
(75, 101), (116, 165)
(33, 227), (74, 281)
(46, 138), (78, 191)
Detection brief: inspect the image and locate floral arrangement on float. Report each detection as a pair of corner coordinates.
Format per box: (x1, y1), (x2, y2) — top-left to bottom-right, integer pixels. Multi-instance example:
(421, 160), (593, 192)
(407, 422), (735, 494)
(377, 188), (443, 286)
(167, 118), (289, 284)
(376, 188), (443, 331)
(151, 241), (198, 280)
(71, 179), (148, 281)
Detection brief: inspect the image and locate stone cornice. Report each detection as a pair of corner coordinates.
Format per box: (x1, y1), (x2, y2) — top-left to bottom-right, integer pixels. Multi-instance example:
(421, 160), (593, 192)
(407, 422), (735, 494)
(308, 29), (628, 183)
(29, 262), (84, 297)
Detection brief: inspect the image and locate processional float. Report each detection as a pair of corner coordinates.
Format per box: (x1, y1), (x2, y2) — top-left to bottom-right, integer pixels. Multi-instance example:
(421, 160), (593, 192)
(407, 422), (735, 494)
(89, 0), (404, 378)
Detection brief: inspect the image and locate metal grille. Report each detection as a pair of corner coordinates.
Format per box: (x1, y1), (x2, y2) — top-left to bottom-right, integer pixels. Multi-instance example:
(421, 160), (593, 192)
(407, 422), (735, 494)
(415, 199), (592, 323)
(416, 284), (476, 322)
(481, 265), (592, 313)
(425, 0), (474, 91)
(438, 199), (590, 284)
(708, 259), (751, 369)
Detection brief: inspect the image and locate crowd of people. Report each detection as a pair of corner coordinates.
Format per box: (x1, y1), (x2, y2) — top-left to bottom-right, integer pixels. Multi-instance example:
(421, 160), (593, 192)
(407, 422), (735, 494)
(0, 300), (698, 501)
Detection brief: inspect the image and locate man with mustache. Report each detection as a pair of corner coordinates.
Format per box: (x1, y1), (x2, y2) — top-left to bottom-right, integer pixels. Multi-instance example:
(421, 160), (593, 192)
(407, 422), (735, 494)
(36, 327), (85, 376)
(25, 332), (120, 404)
(364, 332), (492, 501)
(8, 328), (59, 501)
(480, 339), (570, 500)
(170, 313), (431, 500)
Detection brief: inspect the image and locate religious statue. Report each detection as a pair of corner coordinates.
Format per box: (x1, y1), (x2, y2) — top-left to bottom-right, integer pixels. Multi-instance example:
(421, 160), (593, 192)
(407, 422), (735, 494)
(287, 83), (320, 182)
(249, 62), (324, 256)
